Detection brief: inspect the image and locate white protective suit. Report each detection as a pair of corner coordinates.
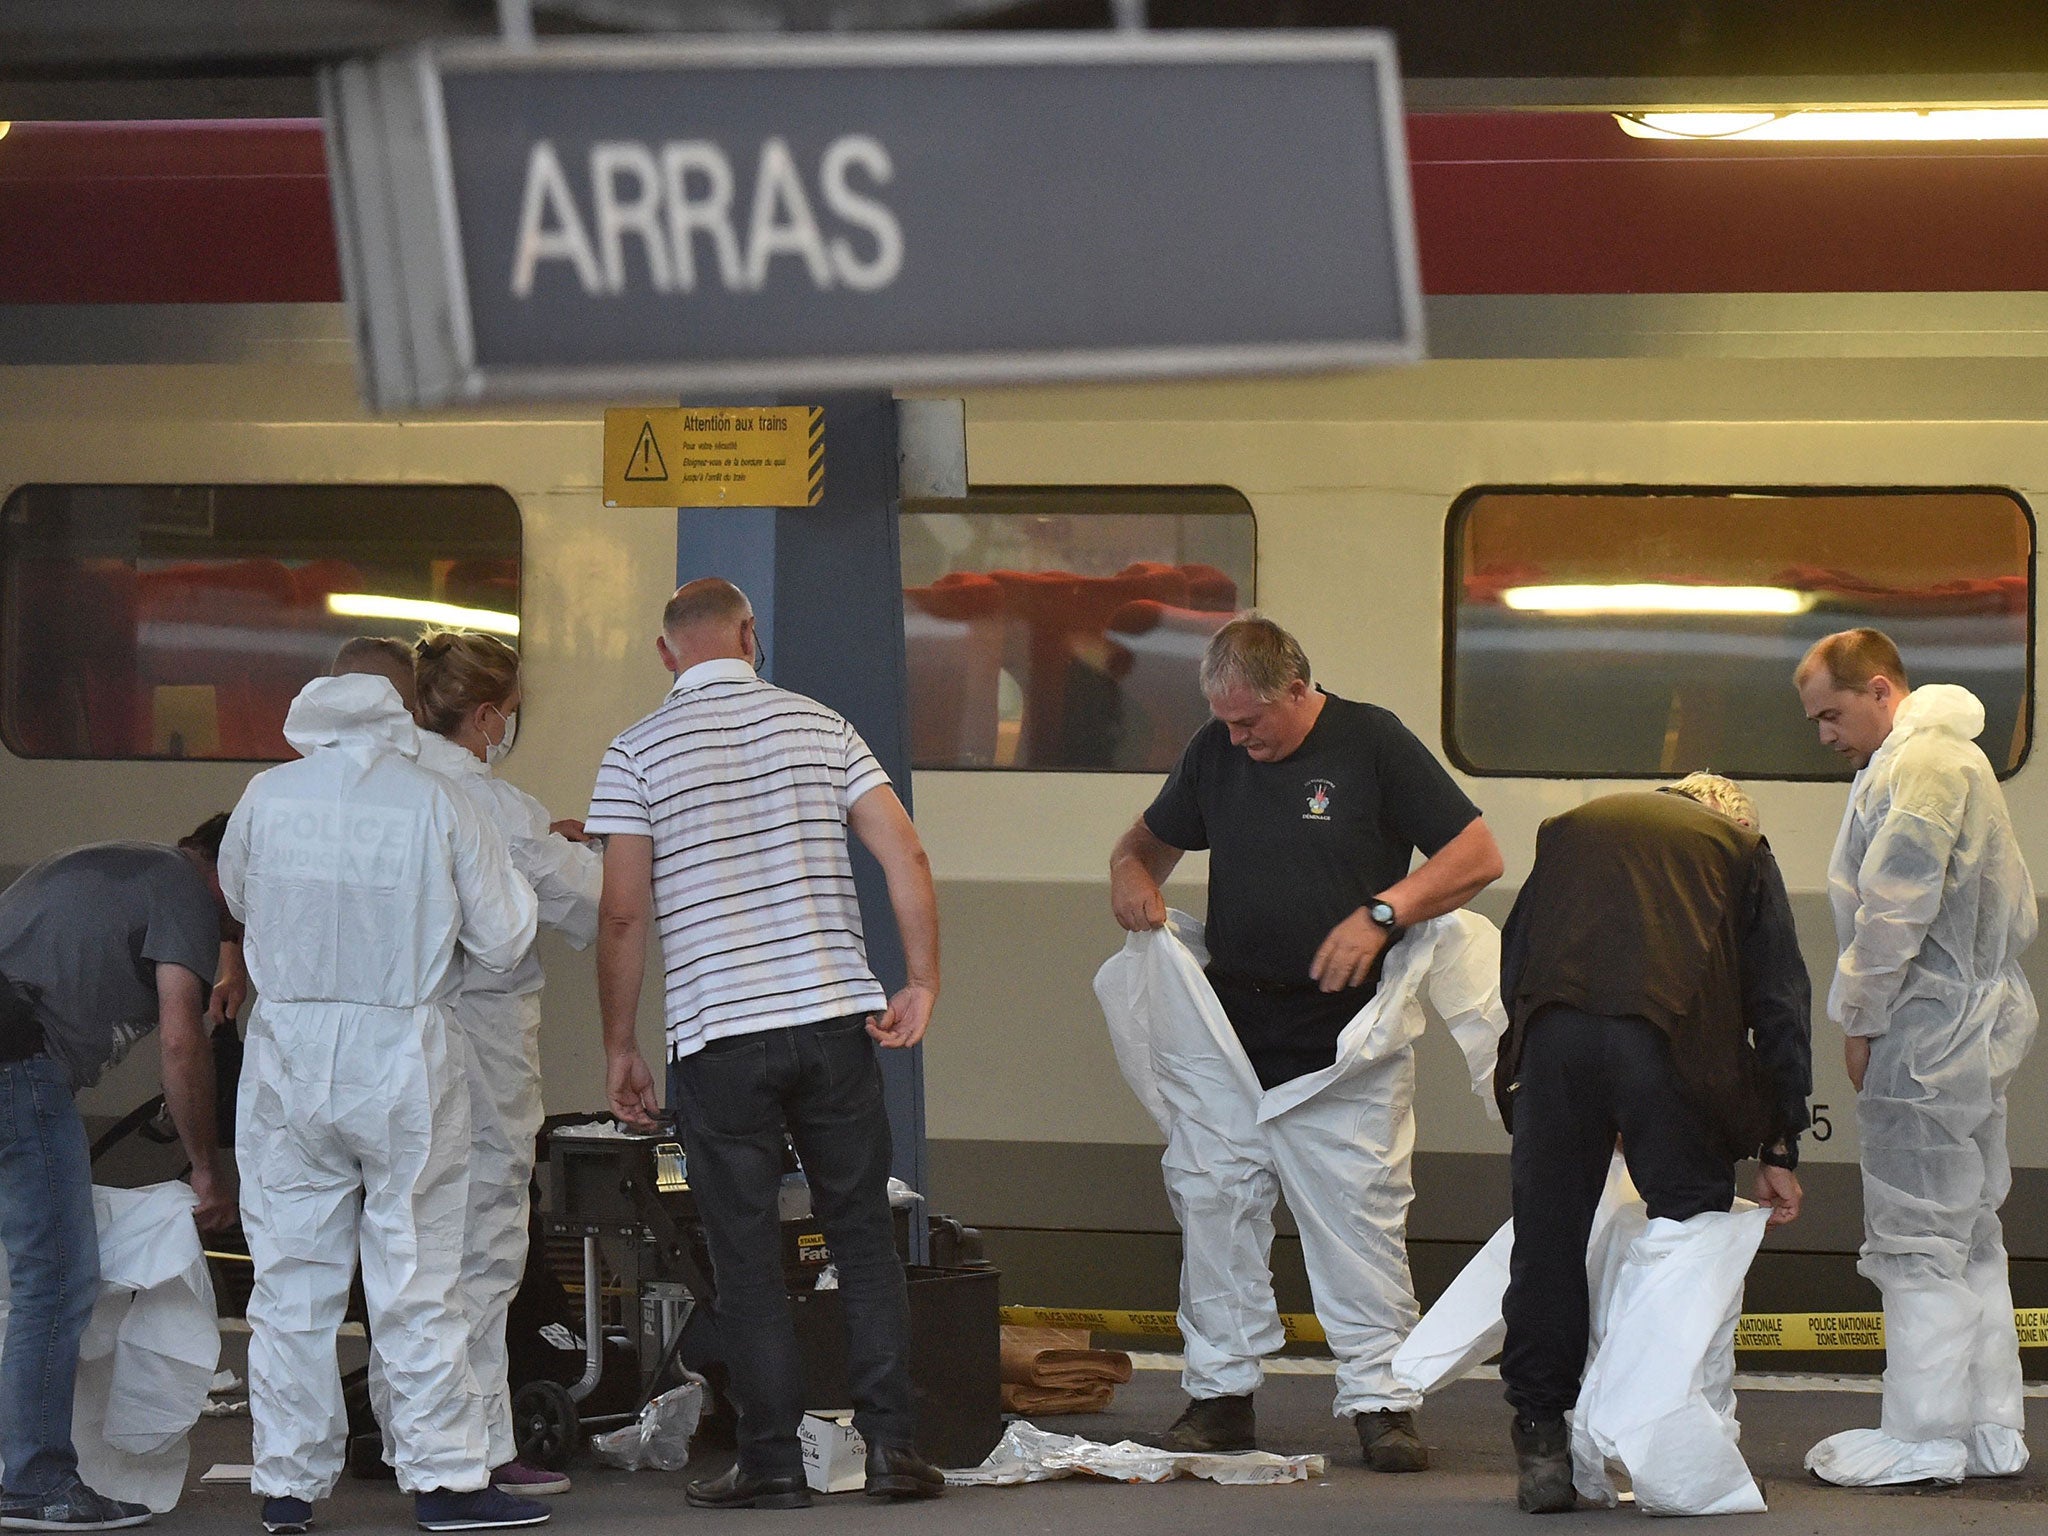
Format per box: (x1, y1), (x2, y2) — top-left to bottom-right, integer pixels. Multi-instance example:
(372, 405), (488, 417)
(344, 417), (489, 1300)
(1806, 684), (2038, 1487)
(1393, 1159), (1770, 1517)
(219, 674), (539, 1501)
(1095, 909), (1506, 1416)
(411, 728), (601, 1470)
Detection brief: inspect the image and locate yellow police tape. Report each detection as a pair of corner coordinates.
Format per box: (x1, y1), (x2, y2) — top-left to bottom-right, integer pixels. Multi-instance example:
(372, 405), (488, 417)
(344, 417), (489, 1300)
(1002, 1306), (2048, 1352)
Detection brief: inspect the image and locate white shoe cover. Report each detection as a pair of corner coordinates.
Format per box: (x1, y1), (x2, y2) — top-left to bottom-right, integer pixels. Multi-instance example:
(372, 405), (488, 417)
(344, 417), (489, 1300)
(1805, 1428), (1967, 1486)
(1967, 1424), (2029, 1478)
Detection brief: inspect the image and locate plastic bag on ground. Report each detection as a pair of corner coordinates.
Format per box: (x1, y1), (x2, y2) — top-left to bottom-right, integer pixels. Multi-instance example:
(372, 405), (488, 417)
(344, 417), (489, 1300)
(1571, 1205), (1770, 1516)
(944, 1422), (1324, 1486)
(589, 1373), (707, 1471)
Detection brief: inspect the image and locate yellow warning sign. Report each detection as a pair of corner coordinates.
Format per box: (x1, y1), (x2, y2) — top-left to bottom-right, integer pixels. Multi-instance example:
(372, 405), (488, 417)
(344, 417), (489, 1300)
(603, 407), (823, 508)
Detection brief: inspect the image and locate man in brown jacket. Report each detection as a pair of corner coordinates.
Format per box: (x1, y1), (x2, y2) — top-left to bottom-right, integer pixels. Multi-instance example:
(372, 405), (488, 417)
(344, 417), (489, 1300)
(1493, 774), (1811, 1514)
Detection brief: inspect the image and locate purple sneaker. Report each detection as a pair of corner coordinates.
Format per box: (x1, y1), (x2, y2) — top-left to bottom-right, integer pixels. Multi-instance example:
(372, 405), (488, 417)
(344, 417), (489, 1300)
(489, 1464), (570, 1498)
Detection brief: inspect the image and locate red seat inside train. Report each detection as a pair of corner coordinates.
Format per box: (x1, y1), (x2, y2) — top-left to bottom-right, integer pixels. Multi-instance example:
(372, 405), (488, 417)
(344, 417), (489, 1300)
(11, 556), (394, 759)
(902, 562), (1237, 768)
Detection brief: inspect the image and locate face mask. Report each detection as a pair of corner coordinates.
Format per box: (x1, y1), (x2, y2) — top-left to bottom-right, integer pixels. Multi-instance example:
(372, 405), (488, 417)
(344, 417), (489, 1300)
(483, 705), (518, 766)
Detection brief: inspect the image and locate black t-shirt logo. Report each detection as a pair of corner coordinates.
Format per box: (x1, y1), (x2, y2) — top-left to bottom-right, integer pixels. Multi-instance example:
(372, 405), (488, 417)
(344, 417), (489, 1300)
(1304, 779), (1335, 819)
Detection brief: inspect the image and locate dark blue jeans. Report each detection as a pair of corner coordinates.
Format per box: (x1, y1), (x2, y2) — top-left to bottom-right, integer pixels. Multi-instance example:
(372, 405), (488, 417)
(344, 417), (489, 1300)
(1500, 1007), (1737, 1419)
(0, 1056), (99, 1498)
(670, 1015), (914, 1479)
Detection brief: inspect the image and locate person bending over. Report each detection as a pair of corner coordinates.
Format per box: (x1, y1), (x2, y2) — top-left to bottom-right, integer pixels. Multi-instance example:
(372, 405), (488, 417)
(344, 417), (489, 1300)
(1495, 775), (1809, 1514)
(0, 816), (239, 1532)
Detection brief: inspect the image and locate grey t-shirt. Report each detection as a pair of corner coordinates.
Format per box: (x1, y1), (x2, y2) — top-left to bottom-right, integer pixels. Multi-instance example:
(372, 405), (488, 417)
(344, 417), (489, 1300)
(0, 842), (221, 1090)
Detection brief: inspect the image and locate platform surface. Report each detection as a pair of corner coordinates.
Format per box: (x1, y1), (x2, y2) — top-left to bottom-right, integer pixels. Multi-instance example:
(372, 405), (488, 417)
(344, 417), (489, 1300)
(169, 1340), (2048, 1536)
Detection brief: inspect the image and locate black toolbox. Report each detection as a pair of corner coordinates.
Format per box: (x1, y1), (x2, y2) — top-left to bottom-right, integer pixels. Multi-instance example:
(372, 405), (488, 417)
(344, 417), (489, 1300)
(542, 1123), (1001, 1470)
(788, 1264), (1003, 1471)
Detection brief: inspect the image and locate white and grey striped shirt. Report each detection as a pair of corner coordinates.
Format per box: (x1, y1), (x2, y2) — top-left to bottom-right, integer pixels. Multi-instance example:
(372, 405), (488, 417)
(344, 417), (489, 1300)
(585, 658), (892, 1059)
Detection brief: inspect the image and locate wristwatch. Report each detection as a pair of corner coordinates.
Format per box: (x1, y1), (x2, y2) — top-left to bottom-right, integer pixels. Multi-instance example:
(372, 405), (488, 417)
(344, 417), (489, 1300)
(1367, 899), (1398, 931)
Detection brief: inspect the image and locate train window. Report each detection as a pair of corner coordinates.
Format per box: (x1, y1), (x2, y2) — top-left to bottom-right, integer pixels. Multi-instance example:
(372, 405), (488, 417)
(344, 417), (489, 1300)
(1, 484), (521, 761)
(1447, 487), (2032, 779)
(900, 487), (1255, 770)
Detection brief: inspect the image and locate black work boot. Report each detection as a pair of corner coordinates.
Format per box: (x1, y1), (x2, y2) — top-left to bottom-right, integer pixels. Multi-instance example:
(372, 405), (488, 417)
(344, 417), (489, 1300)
(1511, 1416), (1576, 1514)
(1355, 1409), (1430, 1472)
(1150, 1394), (1256, 1453)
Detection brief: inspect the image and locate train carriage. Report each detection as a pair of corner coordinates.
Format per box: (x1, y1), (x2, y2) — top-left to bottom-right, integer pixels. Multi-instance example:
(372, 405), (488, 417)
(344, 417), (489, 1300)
(6, 111), (2048, 1332)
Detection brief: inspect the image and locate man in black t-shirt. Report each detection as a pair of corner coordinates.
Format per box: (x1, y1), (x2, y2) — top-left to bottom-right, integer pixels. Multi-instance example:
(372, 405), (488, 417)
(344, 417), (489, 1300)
(1109, 616), (1503, 1472)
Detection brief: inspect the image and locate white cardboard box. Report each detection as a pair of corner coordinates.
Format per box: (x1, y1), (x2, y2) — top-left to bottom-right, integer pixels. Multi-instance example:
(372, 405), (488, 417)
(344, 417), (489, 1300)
(798, 1412), (866, 1494)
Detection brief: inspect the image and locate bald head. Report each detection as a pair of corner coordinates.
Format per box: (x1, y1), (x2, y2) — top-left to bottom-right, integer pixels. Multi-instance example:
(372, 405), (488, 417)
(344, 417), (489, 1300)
(332, 635), (418, 714)
(658, 578), (759, 675)
(664, 578), (751, 635)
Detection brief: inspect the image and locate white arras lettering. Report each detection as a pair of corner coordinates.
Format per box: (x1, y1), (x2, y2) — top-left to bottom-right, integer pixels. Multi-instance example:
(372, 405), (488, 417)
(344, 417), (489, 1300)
(743, 137), (836, 292)
(661, 141), (746, 292)
(821, 135), (903, 292)
(591, 141), (675, 293)
(507, 132), (905, 301)
(509, 140), (603, 297)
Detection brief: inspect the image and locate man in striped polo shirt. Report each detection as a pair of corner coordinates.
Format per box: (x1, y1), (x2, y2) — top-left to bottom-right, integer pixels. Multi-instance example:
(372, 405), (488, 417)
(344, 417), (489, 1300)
(588, 578), (945, 1509)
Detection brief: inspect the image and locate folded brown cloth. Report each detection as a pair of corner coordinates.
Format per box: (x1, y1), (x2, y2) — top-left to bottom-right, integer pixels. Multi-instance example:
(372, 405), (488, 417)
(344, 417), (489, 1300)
(1001, 1381), (1116, 1415)
(999, 1327), (1134, 1413)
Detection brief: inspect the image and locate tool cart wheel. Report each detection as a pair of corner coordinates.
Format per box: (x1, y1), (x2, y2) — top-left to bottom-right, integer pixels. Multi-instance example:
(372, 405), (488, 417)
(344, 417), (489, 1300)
(512, 1380), (581, 1470)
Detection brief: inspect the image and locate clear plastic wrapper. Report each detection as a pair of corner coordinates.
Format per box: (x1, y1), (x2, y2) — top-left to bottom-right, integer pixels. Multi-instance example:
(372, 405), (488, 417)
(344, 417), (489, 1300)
(942, 1421), (1324, 1487)
(588, 1373), (708, 1472)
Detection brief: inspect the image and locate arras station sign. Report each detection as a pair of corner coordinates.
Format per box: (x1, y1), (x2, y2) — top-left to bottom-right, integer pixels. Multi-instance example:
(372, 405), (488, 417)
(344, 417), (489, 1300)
(323, 33), (1423, 411)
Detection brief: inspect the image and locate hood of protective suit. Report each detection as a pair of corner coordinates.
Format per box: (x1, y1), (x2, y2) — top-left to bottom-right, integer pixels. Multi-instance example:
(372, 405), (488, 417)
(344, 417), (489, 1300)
(282, 673), (421, 760)
(415, 726), (486, 779)
(1889, 684), (1985, 746)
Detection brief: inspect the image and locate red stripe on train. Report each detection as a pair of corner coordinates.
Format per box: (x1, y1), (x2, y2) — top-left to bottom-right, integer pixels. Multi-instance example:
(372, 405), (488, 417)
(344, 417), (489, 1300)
(4, 114), (2048, 304)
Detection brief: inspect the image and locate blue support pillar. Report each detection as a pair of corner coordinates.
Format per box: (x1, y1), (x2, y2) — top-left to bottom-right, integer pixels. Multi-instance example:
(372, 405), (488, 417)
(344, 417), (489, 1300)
(674, 394), (928, 1231)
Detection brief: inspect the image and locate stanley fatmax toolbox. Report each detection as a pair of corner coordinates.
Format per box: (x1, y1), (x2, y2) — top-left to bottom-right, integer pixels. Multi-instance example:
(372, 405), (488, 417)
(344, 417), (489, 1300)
(535, 1119), (1002, 1470)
